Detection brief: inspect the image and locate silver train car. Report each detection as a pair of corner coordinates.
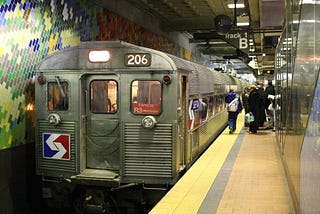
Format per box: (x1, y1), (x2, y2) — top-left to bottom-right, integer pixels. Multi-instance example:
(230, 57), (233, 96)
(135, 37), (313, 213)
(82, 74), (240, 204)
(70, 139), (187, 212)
(35, 41), (245, 213)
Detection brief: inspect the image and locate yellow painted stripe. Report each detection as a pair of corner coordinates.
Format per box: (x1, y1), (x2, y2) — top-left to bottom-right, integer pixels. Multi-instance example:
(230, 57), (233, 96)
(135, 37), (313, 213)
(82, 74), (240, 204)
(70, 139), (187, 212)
(150, 113), (245, 214)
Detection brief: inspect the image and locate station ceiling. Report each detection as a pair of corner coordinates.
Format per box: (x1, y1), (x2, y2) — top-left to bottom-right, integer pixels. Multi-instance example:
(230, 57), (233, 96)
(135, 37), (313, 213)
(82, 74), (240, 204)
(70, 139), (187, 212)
(101, 0), (285, 73)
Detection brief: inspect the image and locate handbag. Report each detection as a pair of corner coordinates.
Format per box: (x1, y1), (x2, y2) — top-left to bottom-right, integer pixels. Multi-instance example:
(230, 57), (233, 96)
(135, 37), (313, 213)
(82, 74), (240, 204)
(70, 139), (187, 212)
(245, 113), (254, 123)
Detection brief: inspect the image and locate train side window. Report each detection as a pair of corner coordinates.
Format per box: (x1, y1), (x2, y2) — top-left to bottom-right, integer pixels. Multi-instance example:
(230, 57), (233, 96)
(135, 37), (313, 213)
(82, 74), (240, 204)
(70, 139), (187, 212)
(48, 82), (69, 111)
(207, 96), (214, 117)
(90, 80), (118, 113)
(131, 80), (161, 115)
(200, 98), (208, 122)
(213, 96), (218, 115)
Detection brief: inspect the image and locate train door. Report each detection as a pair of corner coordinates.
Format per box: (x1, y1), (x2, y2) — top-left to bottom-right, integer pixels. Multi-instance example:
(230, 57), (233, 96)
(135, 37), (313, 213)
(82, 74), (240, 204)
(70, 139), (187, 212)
(84, 75), (120, 171)
(178, 75), (188, 168)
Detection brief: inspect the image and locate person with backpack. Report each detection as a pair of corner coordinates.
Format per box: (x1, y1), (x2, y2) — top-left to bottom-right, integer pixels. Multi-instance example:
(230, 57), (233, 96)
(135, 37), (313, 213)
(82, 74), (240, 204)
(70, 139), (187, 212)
(225, 88), (243, 134)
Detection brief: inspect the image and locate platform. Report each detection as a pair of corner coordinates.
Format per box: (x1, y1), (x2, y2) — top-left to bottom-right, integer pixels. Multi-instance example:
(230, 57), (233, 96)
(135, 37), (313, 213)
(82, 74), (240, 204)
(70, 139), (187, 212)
(149, 113), (295, 214)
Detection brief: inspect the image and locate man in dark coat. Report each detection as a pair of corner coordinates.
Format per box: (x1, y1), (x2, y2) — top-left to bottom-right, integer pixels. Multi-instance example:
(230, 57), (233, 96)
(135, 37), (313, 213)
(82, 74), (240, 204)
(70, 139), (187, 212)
(242, 87), (250, 127)
(257, 86), (266, 127)
(265, 81), (276, 129)
(248, 85), (260, 133)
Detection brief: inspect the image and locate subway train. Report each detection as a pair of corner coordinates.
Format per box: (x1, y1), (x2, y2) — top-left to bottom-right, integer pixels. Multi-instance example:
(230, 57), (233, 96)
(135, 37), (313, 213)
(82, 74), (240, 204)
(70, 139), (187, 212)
(35, 41), (247, 213)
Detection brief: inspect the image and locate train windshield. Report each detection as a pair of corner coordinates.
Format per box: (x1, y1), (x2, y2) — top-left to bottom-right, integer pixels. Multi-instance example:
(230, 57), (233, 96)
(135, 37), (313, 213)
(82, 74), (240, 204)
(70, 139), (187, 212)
(90, 80), (118, 113)
(48, 81), (69, 111)
(131, 80), (161, 115)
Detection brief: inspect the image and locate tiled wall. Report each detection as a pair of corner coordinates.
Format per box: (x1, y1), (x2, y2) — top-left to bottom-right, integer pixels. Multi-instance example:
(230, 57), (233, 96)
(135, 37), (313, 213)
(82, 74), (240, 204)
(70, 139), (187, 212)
(0, 0), (184, 149)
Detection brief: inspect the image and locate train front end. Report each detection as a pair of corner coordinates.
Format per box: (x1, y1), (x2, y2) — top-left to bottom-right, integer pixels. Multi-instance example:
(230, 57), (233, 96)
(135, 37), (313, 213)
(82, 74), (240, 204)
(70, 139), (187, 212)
(35, 41), (183, 212)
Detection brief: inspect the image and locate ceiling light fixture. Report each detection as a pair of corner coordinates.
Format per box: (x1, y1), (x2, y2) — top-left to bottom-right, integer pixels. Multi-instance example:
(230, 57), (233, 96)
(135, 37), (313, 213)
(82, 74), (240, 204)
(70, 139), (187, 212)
(236, 16), (250, 26)
(228, 3), (245, 8)
(236, 22), (249, 26)
(227, 0), (245, 9)
(230, 0), (246, 26)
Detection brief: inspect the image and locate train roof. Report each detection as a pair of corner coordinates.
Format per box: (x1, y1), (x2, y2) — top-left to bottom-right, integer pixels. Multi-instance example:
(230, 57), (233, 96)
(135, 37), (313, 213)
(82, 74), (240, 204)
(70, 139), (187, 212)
(167, 54), (235, 94)
(38, 40), (177, 71)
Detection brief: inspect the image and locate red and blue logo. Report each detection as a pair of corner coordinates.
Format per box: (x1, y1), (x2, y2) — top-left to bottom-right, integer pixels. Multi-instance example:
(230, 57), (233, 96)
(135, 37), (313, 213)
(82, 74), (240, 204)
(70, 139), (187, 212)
(43, 133), (70, 160)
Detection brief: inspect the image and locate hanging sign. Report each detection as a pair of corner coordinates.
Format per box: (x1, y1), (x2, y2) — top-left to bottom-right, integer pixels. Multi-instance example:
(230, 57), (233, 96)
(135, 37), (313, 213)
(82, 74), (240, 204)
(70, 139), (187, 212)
(219, 30), (249, 54)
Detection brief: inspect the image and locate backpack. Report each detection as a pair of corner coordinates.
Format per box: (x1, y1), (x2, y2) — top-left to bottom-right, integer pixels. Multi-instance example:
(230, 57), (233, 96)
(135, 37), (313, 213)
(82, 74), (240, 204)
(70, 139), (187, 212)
(228, 98), (239, 112)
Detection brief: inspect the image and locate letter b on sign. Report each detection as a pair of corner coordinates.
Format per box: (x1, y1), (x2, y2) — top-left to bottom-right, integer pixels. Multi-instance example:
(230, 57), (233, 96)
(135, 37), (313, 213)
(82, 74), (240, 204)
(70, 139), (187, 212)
(239, 38), (248, 49)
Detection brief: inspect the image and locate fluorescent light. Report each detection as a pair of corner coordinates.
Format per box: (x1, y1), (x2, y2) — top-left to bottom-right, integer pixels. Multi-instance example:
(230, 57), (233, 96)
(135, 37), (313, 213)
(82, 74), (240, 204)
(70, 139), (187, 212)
(236, 15), (249, 26)
(228, 3), (245, 8)
(236, 22), (249, 26)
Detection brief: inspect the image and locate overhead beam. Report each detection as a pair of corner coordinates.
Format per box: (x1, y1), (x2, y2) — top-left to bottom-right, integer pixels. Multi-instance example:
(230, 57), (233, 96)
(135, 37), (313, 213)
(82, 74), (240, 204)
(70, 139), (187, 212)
(160, 16), (215, 31)
(192, 32), (220, 40)
(247, 0), (261, 28)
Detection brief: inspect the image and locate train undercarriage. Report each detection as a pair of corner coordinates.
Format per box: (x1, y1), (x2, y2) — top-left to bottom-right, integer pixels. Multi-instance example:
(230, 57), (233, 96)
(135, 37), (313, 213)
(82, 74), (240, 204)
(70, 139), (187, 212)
(41, 179), (170, 214)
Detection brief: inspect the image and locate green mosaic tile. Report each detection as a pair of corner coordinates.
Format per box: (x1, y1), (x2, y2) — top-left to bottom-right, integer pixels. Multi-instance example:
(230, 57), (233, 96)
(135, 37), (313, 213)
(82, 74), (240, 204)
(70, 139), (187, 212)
(0, 130), (11, 149)
(13, 57), (17, 65)
(8, 71), (16, 81)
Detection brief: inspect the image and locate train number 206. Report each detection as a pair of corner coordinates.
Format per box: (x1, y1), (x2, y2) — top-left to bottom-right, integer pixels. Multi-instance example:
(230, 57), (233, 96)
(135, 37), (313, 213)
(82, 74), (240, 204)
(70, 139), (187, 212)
(125, 53), (151, 67)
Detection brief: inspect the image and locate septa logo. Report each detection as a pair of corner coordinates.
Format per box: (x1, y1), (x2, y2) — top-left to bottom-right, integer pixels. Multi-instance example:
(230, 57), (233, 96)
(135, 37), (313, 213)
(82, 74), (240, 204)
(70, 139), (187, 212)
(43, 133), (70, 160)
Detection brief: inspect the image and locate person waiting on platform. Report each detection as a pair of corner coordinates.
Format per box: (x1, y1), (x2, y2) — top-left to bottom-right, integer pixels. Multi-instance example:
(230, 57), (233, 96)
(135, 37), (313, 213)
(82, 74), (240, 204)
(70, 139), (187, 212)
(225, 88), (243, 134)
(265, 81), (276, 130)
(257, 85), (267, 127)
(248, 85), (260, 134)
(242, 87), (250, 127)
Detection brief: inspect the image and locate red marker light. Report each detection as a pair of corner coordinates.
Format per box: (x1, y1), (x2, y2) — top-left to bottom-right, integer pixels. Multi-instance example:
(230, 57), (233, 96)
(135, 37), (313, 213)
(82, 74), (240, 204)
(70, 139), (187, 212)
(37, 75), (45, 84)
(163, 75), (171, 84)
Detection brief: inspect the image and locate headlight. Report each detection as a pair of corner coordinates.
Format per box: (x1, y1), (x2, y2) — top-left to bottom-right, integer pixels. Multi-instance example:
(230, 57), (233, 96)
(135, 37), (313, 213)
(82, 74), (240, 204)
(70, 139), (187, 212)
(141, 116), (157, 129)
(47, 113), (61, 126)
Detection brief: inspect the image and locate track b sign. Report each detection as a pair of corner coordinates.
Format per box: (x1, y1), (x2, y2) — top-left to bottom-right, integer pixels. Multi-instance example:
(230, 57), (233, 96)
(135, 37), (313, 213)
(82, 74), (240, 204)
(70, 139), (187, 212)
(222, 30), (249, 54)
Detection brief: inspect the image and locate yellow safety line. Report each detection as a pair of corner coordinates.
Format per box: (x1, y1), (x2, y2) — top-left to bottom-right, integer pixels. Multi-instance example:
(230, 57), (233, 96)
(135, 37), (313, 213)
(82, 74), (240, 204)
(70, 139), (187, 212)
(150, 113), (245, 214)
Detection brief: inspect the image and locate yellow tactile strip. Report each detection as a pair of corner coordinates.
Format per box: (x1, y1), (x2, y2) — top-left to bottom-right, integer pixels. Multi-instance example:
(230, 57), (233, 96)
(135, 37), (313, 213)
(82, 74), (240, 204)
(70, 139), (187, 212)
(215, 129), (294, 214)
(149, 114), (245, 214)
